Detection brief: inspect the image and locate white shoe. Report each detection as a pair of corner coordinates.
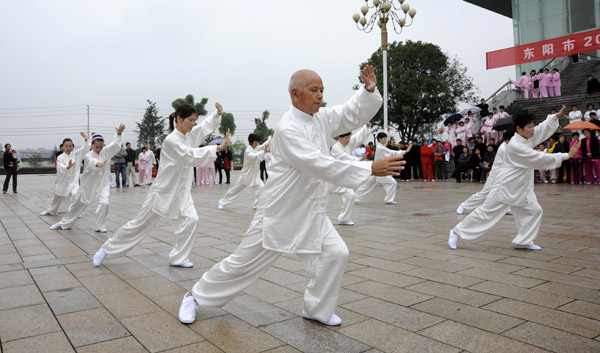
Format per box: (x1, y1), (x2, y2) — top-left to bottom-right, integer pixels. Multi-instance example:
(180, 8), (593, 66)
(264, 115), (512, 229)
(543, 180), (548, 184)
(302, 310), (342, 326)
(551, 180), (556, 184)
(217, 204), (224, 210)
(448, 230), (458, 250)
(506, 210), (513, 215)
(338, 221), (355, 226)
(178, 293), (197, 324)
(456, 205), (465, 215)
(169, 262), (194, 268)
(95, 227), (108, 233)
(40, 210), (50, 216)
(385, 201), (398, 204)
(50, 222), (61, 230)
(93, 248), (106, 267)
(515, 244), (542, 251)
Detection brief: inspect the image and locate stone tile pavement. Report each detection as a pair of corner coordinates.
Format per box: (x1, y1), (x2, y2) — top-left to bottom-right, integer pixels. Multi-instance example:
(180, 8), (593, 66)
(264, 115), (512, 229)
(0, 173), (599, 352)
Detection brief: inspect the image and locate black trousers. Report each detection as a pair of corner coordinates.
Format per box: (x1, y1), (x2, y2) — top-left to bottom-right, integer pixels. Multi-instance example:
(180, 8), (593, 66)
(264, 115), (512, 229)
(260, 162), (268, 181)
(3, 166), (17, 192)
(557, 160), (570, 183)
(218, 168), (231, 184)
(411, 162), (421, 180)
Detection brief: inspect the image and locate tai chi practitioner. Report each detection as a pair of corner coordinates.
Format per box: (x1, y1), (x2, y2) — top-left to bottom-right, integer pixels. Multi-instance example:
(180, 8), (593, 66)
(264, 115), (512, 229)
(50, 125), (126, 231)
(449, 105), (580, 251)
(544, 69), (554, 97)
(330, 123), (371, 225)
(552, 68), (561, 96)
(529, 70), (539, 99)
(217, 133), (271, 210)
(178, 66), (404, 326)
(511, 72), (530, 100)
(41, 133), (90, 216)
(538, 69), (548, 98)
(145, 145), (156, 184)
(92, 103), (227, 268)
(456, 130), (513, 215)
(355, 131), (410, 204)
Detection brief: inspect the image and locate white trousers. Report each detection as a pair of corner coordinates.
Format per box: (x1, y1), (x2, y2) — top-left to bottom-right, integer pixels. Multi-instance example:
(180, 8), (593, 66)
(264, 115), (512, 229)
(191, 216), (349, 322)
(460, 178), (495, 212)
(95, 202), (109, 231)
(454, 190), (543, 246)
(330, 186), (355, 222)
(126, 162), (138, 186)
(101, 198), (198, 265)
(59, 197), (88, 229)
(46, 193), (67, 215)
(218, 178), (262, 208)
(355, 176), (397, 203)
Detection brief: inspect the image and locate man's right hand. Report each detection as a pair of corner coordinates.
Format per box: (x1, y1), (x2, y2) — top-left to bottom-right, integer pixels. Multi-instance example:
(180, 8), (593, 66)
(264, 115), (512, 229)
(371, 155), (405, 176)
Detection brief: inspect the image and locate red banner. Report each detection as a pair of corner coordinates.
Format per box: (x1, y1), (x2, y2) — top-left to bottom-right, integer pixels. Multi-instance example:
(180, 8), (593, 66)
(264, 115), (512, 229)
(486, 28), (600, 70)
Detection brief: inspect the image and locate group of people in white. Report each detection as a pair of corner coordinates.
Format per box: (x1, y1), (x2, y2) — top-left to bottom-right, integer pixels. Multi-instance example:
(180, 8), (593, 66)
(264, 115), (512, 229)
(34, 66), (584, 330)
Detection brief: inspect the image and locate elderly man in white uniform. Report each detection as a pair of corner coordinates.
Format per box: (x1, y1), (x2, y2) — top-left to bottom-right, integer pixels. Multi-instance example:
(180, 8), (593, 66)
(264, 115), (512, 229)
(329, 123), (371, 225)
(449, 105), (580, 251)
(355, 131), (410, 204)
(178, 66), (405, 326)
(217, 133), (271, 210)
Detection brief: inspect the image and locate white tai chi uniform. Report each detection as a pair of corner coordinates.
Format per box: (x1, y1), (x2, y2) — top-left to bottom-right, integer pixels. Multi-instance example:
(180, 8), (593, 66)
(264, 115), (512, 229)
(329, 124), (370, 223)
(192, 86), (382, 322)
(145, 150), (156, 184)
(355, 142), (406, 204)
(99, 111), (221, 265)
(218, 137), (271, 209)
(58, 134), (123, 230)
(95, 162), (112, 231)
(44, 138), (90, 215)
(453, 114), (569, 246)
(459, 142), (507, 212)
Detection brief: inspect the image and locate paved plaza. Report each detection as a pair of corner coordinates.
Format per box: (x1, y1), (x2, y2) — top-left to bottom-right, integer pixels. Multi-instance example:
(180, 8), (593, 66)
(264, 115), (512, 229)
(0, 172), (599, 353)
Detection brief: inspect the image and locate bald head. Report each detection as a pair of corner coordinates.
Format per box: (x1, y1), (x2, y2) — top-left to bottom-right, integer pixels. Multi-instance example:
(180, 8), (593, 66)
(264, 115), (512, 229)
(288, 69), (324, 115)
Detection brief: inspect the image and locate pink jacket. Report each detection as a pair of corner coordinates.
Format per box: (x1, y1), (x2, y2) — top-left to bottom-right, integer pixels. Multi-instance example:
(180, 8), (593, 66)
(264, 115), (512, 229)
(570, 140), (583, 158)
(553, 72), (561, 87)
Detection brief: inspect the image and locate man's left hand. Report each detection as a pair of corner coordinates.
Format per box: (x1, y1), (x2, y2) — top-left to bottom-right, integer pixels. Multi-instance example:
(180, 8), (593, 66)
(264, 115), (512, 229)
(361, 65), (377, 92)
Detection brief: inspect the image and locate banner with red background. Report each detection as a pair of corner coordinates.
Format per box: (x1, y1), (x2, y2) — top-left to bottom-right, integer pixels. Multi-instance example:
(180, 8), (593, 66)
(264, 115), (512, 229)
(486, 28), (600, 70)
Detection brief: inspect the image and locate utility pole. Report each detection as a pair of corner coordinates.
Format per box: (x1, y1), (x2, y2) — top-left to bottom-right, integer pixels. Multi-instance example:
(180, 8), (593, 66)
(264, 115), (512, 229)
(87, 105), (90, 137)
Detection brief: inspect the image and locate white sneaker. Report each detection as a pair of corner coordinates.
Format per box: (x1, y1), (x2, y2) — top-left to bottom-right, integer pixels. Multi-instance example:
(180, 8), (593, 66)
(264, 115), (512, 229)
(551, 180), (556, 184)
(302, 310), (342, 326)
(93, 248), (106, 267)
(448, 230), (458, 250)
(50, 222), (61, 230)
(515, 244), (542, 251)
(95, 227), (108, 233)
(385, 201), (398, 204)
(456, 205), (465, 215)
(169, 262), (194, 268)
(40, 210), (50, 216)
(543, 180), (548, 184)
(178, 293), (197, 324)
(217, 204), (224, 210)
(506, 209), (513, 215)
(338, 221), (355, 226)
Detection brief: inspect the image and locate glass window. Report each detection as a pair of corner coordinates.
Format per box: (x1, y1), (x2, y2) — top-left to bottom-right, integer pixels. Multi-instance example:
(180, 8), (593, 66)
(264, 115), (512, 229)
(570, 0), (595, 32)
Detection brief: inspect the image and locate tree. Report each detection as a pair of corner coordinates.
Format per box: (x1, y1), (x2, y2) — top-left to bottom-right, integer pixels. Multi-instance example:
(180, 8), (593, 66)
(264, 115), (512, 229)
(27, 153), (43, 168)
(135, 100), (166, 151)
(171, 94), (208, 116)
(219, 112), (236, 136)
(358, 40), (477, 141)
(253, 110), (273, 143)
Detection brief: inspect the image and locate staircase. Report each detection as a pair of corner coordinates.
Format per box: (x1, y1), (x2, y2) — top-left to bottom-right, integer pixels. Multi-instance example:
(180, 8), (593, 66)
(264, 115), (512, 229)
(506, 59), (600, 133)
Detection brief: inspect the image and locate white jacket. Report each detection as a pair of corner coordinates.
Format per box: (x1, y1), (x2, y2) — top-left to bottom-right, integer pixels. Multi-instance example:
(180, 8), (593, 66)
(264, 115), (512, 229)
(54, 138), (90, 196)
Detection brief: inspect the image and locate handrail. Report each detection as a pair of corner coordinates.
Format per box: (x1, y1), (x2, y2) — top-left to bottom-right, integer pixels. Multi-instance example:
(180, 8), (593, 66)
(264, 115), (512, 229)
(486, 81), (513, 102)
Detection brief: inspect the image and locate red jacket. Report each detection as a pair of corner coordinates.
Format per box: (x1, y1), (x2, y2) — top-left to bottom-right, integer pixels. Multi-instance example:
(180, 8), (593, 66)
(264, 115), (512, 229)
(420, 145), (434, 160)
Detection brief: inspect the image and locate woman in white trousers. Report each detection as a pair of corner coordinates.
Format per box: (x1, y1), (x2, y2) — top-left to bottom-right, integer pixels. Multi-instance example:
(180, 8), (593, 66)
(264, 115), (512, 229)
(93, 103), (229, 268)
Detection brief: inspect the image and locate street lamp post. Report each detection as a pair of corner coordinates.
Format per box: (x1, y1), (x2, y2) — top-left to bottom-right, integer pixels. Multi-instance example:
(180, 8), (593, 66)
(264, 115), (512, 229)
(353, 0), (416, 130)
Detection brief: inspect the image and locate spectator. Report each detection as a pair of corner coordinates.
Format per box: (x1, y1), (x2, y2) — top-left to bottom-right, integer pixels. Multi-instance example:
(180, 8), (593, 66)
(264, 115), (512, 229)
(433, 140), (448, 181)
(545, 136), (559, 183)
(481, 111), (495, 143)
(511, 72), (530, 100)
(476, 98), (489, 117)
(552, 68), (561, 97)
(3, 144), (19, 194)
(466, 137), (476, 155)
(481, 144), (495, 182)
(399, 142), (412, 181)
(112, 145), (127, 188)
(454, 147), (471, 183)
(580, 128), (600, 184)
(569, 105), (583, 123)
(530, 70), (539, 99)
(554, 135), (570, 183)
(586, 75), (600, 95)
(590, 112), (600, 128)
(365, 142), (375, 161)
(352, 144), (366, 158)
(538, 143), (554, 183)
(137, 146), (151, 186)
(584, 103), (596, 121)
(455, 121), (467, 144)
(420, 139), (434, 181)
(452, 139), (464, 173)
(124, 142), (140, 187)
(470, 148), (484, 182)
(218, 146), (232, 184)
(570, 132), (584, 184)
(475, 136), (486, 154)
(409, 141), (422, 181)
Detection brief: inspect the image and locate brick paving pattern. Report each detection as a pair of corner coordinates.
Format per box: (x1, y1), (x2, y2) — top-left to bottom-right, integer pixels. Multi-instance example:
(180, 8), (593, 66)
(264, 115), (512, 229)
(0, 173), (599, 352)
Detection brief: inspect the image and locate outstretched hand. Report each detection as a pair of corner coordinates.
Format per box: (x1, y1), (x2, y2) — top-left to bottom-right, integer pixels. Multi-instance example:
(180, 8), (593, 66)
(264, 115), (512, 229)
(568, 140), (581, 158)
(360, 65), (377, 92)
(66, 159), (74, 169)
(371, 155), (405, 176)
(96, 160), (107, 168)
(80, 132), (88, 141)
(115, 124), (126, 135)
(217, 129), (230, 152)
(556, 104), (567, 119)
(215, 102), (223, 115)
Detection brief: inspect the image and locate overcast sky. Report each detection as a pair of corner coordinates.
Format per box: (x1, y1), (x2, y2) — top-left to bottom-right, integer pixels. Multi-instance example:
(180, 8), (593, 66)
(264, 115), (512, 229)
(0, 0), (515, 149)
